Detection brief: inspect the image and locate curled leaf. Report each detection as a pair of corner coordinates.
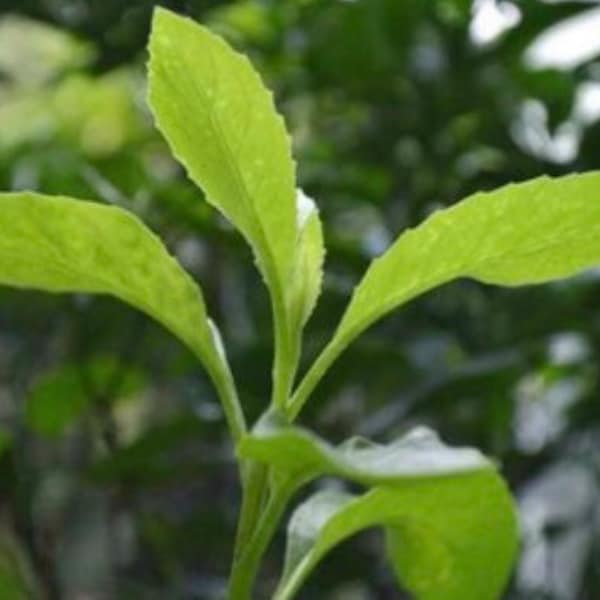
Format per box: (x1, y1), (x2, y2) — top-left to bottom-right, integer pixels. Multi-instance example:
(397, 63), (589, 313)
(239, 413), (489, 486)
(276, 471), (517, 600)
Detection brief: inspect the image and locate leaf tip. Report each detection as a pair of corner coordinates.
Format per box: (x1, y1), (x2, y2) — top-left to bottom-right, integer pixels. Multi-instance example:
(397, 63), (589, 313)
(151, 5), (177, 28)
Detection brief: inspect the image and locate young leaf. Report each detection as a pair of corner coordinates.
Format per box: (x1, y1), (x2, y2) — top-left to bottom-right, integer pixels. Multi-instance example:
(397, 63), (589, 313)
(0, 192), (244, 441)
(239, 413), (489, 486)
(290, 172), (600, 417)
(148, 7), (296, 303)
(287, 189), (325, 332)
(275, 472), (517, 600)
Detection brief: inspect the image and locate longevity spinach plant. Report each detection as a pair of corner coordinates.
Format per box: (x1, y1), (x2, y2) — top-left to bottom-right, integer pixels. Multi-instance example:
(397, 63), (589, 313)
(3, 7), (600, 599)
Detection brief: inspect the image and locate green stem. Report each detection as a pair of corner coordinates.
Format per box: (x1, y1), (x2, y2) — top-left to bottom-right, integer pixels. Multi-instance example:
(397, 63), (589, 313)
(228, 479), (294, 599)
(210, 359), (247, 445)
(286, 336), (344, 421)
(227, 254), (299, 597)
(231, 462), (268, 563)
(271, 291), (297, 411)
(272, 566), (307, 600)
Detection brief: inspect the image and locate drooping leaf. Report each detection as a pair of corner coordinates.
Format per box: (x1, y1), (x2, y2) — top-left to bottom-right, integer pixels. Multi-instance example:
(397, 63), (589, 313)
(287, 189), (325, 331)
(239, 412), (489, 487)
(290, 173), (600, 416)
(0, 192), (234, 415)
(275, 471), (517, 600)
(240, 414), (516, 599)
(148, 7), (297, 303)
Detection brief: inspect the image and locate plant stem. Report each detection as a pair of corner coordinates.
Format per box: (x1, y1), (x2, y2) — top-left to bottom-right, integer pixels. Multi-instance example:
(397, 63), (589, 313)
(228, 265), (299, 597)
(209, 359), (247, 446)
(286, 334), (346, 420)
(228, 478), (293, 599)
(232, 462), (268, 562)
(271, 291), (297, 411)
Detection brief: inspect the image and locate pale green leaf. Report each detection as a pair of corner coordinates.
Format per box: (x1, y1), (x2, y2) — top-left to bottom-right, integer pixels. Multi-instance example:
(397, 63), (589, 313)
(148, 7), (296, 301)
(287, 189), (325, 331)
(0, 192), (243, 436)
(290, 172), (600, 417)
(239, 412), (489, 486)
(275, 471), (517, 600)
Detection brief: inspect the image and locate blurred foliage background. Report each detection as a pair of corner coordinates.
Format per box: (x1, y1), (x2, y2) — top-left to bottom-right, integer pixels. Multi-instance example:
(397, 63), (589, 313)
(0, 0), (600, 598)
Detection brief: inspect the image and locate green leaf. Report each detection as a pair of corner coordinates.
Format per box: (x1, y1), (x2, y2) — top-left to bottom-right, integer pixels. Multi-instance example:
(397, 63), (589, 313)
(344, 171), (600, 337)
(275, 472), (517, 600)
(290, 172), (600, 417)
(0, 192), (215, 360)
(0, 192), (244, 440)
(240, 416), (516, 599)
(148, 7), (297, 302)
(287, 189), (325, 332)
(239, 413), (490, 487)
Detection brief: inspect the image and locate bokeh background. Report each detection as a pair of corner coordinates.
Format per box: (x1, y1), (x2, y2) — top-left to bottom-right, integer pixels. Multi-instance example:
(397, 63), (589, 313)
(0, 1), (599, 598)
